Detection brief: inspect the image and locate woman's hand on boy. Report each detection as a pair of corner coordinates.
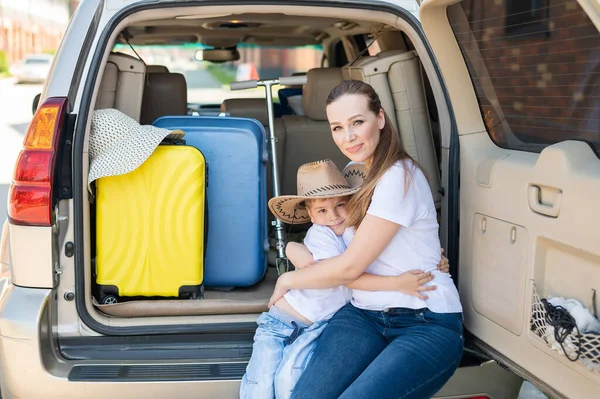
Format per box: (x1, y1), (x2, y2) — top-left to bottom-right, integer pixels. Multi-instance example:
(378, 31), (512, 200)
(394, 270), (436, 300)
(437, 248), (450, 274)
(268, 273), (291, 309)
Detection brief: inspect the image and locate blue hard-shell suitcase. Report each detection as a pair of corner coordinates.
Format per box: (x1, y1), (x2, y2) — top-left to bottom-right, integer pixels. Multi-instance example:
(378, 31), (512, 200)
(153, 116), (268, 287)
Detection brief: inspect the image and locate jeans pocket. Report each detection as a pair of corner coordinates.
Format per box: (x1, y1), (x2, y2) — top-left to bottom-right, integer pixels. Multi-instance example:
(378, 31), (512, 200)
(452, 312), (465, 323)
(421, 311), (464, 335)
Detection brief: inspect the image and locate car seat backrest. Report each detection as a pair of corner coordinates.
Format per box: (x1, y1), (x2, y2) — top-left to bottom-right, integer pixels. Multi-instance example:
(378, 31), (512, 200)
(95, 52), (146, 122)
(280, 67), (349, 198)
(221, 98), (270, 126)
(343, 50), (442, 205)
(140, 72), (188, 125)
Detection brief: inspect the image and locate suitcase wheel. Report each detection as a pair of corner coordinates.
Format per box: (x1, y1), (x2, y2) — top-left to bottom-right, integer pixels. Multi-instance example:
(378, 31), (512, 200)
(101, 295), (119, 305)
(180, 284), (204, 300)
(189, 285), (204, 300)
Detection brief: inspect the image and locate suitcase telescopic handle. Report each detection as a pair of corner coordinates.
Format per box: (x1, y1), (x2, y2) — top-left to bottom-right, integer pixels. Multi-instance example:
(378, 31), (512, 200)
(230, 80), (258, 90)
(230, 75), (307, 91)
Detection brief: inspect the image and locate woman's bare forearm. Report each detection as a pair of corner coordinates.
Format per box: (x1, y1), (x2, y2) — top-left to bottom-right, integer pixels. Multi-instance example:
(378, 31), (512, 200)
(346, 273), (399, 291)
(279, 215), (401, 290)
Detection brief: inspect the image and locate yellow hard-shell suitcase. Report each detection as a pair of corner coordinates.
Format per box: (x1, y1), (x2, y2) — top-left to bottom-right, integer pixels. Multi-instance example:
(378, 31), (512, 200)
(95, 143), (206, 304)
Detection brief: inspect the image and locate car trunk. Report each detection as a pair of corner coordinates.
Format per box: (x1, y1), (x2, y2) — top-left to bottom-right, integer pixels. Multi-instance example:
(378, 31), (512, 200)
(70, 2), (446, 334)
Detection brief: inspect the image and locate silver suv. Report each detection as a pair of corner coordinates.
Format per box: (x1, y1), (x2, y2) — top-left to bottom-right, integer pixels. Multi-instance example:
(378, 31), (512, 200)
(1, 0), (599, 398)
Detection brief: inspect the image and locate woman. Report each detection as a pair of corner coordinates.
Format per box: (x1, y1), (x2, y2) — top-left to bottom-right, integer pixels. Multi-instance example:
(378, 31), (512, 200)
(268, 80), (464, 399)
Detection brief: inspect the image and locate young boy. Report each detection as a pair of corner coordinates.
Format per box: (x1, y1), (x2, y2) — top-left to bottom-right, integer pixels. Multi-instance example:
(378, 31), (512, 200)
(239, 160), (437, 399)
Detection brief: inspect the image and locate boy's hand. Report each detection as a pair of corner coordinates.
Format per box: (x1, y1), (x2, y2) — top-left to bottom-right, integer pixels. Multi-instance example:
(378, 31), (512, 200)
(437, 248), (450, 274)
(394, 270), (436, 300)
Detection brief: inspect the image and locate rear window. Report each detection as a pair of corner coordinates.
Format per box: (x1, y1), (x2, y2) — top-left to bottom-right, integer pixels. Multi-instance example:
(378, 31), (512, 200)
(114, 43), (323, 105)
(448, 0), (600, 156)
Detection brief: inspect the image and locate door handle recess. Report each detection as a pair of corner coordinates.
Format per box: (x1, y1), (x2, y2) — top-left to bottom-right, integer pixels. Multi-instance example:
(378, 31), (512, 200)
(528, 185), (562, 218)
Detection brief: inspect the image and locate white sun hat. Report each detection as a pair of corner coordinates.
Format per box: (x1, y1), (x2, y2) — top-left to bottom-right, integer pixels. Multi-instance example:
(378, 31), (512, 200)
(88, 108), (185, 186)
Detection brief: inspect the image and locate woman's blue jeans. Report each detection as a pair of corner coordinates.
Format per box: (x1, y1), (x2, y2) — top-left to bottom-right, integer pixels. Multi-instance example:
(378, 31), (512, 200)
(291, 303), (464, 399)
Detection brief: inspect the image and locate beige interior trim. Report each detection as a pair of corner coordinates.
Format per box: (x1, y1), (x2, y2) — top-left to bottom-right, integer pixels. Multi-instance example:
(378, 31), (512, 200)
(460, 134), (600, 397)
(94, 53), (146, 121)
(93, 271), (275, 318)
(421, 1), (600, 396)
(420, 0), (486, 137)
(340, 36), (360, 62)
(95, 299), (267, 318)
(577, 0), (600, 33)
(124, 6), (399, 35)
(94, 62), (117, 110)
(390, 15), (451, 150)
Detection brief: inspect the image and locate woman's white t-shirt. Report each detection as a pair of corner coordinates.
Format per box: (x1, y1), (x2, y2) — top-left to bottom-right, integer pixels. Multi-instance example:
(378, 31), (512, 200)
(343, 161), (462, 314)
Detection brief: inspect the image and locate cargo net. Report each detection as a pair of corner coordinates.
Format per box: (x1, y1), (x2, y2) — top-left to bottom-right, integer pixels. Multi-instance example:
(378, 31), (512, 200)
(531, 285), (600, 373)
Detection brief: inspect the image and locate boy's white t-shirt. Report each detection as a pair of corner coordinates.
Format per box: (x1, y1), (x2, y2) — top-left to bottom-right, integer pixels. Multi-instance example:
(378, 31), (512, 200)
(284, 224), (352, 322)
(343, 161), (462, 314)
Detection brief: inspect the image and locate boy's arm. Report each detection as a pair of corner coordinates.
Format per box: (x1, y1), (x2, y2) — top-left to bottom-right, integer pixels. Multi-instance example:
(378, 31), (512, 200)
(285, 242), (315, 269)
(286, 226), (343, 269)
(286, 238), (445, 299)
(346, 271), (436, 300)
(285, 242), (437, 300)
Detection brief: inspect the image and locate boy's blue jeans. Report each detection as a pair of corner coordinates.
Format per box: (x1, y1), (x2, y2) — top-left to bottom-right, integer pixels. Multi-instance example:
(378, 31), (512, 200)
(291, 303), (464, 399)
(239, 305), (328, 399)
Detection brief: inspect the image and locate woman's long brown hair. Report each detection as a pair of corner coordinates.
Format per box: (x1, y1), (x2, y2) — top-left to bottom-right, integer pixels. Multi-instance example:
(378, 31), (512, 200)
(326, 80), (423, 230)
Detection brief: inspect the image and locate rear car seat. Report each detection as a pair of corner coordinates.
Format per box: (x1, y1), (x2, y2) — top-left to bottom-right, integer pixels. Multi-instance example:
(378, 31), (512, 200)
(95, 52), (146, 122)
(343, 50), (442, 206)
(221, 98), (271, 127)
(140, 72), (188, 125)
(280, 67), (348, 198)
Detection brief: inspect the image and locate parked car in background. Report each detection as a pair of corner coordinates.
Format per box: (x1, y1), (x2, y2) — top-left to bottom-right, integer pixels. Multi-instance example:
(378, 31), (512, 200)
(10, 54), (53, 84)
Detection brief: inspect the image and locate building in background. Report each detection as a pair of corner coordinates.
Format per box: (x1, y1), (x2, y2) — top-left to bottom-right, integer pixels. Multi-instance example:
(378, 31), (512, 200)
(452, 0), (600, 147)
(0, 0), (80, 64)
(237, 45), (323, 79)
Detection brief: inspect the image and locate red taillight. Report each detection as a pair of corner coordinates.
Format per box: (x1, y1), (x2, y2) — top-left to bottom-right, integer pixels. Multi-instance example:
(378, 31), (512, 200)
(8, 97), (67, 226)
(13, 151), (53, 183)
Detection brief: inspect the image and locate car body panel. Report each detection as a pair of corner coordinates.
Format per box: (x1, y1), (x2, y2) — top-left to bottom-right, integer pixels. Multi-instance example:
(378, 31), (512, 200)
(0, 0), (534, 397)
(420, 0), (600, 397)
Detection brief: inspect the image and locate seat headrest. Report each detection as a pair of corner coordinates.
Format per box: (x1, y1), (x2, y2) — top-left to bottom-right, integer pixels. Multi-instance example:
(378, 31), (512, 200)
(221, 98), (270, 126)
(140, 72), (187, 125)
(302, 68), (343, 121)
(146, 65), (170, 73)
